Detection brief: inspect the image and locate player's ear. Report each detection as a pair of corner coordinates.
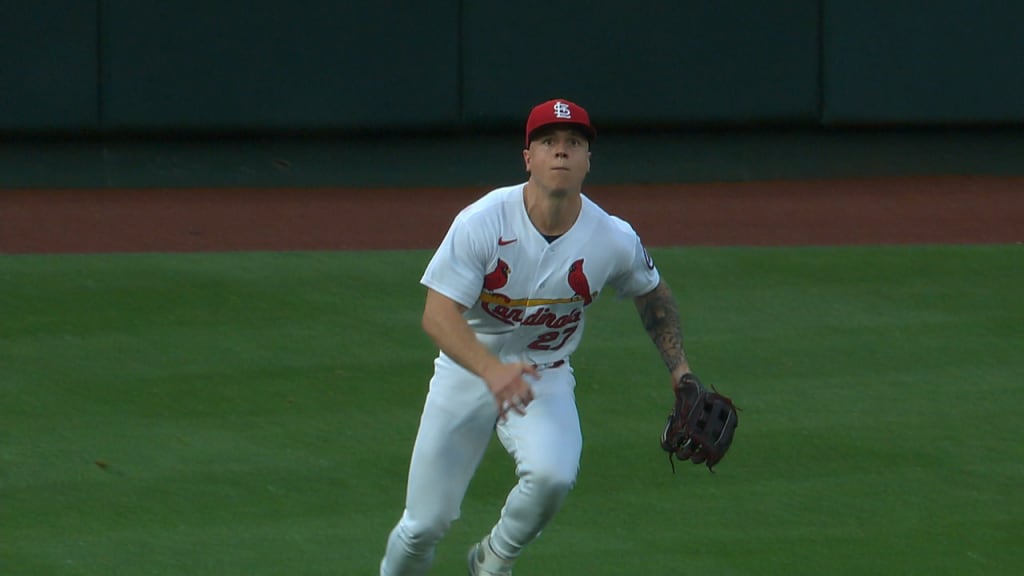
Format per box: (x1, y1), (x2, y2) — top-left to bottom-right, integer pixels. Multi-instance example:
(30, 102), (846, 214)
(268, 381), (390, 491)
(523, 148), (531, 173)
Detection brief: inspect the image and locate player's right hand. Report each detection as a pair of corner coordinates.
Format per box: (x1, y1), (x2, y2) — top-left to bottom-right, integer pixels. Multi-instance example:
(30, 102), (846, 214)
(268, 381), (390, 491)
(482, 362), (538, 420)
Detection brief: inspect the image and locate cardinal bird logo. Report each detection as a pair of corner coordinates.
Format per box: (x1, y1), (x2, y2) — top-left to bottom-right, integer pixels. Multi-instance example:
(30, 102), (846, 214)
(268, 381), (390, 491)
(567, 258), (594, 306)
(483, 258), (511, 291)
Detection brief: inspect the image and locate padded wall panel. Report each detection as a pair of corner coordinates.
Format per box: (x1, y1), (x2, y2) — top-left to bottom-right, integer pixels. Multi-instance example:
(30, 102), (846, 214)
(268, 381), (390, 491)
(823, 1), (1024, 124)
(461, 0), (820, 128)
(0, 1), (99, 130)
(100, 1), (460, 131)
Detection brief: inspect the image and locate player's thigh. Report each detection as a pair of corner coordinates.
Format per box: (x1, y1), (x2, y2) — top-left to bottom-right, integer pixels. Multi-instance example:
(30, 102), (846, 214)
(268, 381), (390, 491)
(496, 371), (582, 480)
(404, 382), (496, 521)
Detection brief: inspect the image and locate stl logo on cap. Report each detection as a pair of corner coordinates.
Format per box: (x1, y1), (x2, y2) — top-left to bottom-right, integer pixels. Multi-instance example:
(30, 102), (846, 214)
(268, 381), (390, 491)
(526, 98), (596, 146)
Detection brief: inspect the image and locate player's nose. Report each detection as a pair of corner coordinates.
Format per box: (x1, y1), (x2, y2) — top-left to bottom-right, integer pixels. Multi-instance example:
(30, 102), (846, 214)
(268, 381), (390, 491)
(551, 138), (570, 155)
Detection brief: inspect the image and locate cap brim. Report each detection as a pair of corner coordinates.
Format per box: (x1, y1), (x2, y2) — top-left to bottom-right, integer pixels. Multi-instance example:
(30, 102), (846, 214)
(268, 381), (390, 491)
(526, 122), (596, 145)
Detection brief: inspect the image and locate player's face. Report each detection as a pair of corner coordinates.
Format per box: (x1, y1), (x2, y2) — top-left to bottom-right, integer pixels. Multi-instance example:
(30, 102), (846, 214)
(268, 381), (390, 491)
(523, 128), (591, 194)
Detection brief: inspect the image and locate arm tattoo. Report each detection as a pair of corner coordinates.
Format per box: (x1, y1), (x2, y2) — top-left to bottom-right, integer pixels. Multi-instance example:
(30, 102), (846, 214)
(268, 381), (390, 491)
(634, 281), (687, 375)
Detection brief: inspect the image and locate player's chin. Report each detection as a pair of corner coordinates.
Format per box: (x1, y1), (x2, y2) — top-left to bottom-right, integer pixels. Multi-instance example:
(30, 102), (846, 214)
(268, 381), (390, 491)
(545, 170), (582, 191)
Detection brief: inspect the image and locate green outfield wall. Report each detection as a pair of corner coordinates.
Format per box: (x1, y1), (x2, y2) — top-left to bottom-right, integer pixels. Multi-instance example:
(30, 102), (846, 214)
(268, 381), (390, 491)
(1, 0), (99, 130)
(821, 1), (1024, 124)
(2, 1), (1022, 133)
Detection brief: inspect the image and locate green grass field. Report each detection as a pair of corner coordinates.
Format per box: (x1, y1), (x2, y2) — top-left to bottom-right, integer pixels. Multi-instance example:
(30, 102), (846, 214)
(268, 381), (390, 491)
(3, 246), (1022, 575)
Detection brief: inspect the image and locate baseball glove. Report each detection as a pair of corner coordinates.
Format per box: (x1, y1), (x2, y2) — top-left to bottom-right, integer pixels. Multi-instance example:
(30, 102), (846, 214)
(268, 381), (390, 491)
(660, 372), (738, 472)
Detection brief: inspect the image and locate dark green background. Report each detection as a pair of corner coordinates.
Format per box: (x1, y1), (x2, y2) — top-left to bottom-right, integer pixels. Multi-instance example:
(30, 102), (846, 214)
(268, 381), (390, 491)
(4, 1), (1024, 133)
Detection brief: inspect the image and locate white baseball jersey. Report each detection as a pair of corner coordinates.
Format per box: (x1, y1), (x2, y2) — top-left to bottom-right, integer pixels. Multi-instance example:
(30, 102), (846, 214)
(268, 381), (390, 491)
(421, 183), (660, 370)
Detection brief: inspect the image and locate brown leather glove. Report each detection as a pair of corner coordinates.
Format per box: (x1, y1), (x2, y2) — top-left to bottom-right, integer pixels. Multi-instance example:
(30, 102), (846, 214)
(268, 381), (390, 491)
(660, 373), (739, 472)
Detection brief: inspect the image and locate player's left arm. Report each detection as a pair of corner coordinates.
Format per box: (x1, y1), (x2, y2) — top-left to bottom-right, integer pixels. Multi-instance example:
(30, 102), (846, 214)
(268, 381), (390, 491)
(634, 279), (691, 383)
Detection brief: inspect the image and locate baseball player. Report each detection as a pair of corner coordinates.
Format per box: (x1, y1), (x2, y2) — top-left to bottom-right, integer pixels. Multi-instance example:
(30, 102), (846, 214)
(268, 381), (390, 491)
(379, 98), (693, 576)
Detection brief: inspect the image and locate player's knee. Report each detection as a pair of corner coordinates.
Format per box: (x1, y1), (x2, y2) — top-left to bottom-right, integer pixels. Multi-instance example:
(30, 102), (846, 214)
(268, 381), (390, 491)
(524, 463), (577, 503)
(397, 515), (452, 551)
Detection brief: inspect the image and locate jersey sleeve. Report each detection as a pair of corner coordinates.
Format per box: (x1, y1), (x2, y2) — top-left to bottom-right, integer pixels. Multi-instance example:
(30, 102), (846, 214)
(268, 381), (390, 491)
(421, 211), (494, 308)
(608, 222), (661, 298)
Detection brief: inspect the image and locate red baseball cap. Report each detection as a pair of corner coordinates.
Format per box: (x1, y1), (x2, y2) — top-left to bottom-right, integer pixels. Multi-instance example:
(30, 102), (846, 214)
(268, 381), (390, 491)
(525, 98), (596, 147)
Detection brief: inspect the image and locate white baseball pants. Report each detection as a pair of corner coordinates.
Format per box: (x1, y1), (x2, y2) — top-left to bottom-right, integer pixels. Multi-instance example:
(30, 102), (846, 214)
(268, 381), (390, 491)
(380, 358), (582, 576)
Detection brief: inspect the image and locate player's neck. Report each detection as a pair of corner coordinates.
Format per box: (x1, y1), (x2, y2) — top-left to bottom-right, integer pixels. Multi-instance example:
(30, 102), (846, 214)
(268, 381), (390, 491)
(523, 182), (581, 236)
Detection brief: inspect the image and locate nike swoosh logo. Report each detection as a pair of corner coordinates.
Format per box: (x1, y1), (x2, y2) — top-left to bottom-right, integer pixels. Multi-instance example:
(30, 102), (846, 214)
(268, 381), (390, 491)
(498, 237), (518, 246)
